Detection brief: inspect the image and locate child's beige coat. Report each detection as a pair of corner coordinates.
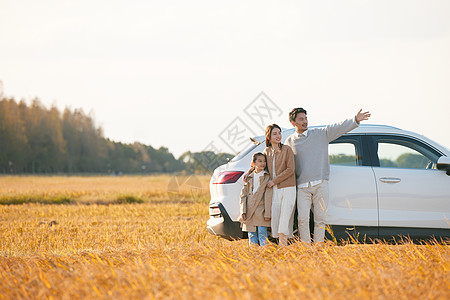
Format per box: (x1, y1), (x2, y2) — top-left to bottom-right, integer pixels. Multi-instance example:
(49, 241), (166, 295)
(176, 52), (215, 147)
(239, 170), (273, 232)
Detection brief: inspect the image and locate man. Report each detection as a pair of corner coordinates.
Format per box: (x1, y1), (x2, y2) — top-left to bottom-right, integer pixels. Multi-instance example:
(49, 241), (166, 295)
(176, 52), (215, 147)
(285, 108), (371, 243)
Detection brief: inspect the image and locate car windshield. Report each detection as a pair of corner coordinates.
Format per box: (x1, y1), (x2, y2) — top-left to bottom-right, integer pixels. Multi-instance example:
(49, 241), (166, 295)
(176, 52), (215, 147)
(231, 141), (260, 162)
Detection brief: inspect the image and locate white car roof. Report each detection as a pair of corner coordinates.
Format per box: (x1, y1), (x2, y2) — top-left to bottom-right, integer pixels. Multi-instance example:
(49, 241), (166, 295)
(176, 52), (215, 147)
(281, 124), (402, 135)
(266, 124), (449, 156)
(250, 124), (405, 140)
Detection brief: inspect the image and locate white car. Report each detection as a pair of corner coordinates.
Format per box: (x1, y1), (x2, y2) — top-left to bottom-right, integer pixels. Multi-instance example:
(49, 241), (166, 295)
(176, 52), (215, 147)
(207, 125), (450, 242)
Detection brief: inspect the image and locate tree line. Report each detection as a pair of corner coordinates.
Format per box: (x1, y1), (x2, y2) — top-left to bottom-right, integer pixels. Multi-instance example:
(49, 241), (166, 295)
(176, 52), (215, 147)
(330, 153), (429, 169)
(0, 98), (232, 174)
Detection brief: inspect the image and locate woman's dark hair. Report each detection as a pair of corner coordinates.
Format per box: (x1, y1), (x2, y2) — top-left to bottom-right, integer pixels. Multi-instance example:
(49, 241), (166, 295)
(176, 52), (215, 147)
(289, 107), (307, 123)
(265, 124), (283, 148)
(251, 152), (265, 163)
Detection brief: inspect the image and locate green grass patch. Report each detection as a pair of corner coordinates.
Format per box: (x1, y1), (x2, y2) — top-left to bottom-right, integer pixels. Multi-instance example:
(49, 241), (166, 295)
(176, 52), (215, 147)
(0, 193), (210, 205)
(114, 195), (145, 204)
(0, 195), (74, 205)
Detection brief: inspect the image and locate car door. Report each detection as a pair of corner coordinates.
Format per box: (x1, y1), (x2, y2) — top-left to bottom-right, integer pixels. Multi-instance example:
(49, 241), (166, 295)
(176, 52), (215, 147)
(327, 135), (379, 241)
(369, 135), (450, 240)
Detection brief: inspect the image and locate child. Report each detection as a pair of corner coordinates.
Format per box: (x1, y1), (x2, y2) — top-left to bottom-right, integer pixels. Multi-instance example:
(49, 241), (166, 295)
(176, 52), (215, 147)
(239, 152), (273, 246)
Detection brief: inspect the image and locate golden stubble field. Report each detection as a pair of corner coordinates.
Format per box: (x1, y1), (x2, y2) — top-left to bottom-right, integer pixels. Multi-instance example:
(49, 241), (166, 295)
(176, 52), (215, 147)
(0, 176), (449, 299)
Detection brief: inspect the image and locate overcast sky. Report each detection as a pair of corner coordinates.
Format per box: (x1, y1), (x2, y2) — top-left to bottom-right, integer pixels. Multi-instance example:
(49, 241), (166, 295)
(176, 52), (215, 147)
(1, 0), (450, 158)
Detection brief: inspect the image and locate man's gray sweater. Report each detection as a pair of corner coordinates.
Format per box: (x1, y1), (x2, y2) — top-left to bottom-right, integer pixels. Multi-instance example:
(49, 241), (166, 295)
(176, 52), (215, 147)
(285, 117), (359, 186)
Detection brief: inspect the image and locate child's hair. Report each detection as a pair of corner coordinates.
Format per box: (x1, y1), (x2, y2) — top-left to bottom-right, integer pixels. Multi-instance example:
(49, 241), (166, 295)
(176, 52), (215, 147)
(252, 152), (265, 163)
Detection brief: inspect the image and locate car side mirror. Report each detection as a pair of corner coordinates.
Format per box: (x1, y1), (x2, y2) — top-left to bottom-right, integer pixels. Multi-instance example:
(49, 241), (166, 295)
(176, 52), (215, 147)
(437, 156), (450, 175)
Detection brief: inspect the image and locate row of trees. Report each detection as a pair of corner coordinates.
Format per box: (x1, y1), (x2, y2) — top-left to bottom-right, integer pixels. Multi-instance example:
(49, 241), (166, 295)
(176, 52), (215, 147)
(0, 98), (232, 174)
(330, 153), (429, 169)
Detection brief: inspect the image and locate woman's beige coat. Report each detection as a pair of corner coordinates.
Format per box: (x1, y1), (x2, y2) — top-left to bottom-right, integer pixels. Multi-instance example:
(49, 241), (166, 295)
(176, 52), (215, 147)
(239, 170), (273, 232)
(263, 144), (296, 188)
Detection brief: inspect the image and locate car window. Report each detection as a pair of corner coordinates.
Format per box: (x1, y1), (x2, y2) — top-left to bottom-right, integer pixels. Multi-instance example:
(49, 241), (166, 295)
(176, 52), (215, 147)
(373, 136), (440, 170)
(329, 136), (364, 166)
(231, 142), (259, 162)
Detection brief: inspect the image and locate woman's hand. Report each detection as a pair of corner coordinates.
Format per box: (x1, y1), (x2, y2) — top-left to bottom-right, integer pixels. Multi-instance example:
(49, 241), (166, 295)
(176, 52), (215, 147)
(241, 213), (246, 221)
(267, 180), (274, 188)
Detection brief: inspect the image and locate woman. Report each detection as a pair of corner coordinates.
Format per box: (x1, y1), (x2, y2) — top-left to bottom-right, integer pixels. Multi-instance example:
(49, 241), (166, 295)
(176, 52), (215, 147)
(245, 124), (296, 246)
(263, 124), (296, 246)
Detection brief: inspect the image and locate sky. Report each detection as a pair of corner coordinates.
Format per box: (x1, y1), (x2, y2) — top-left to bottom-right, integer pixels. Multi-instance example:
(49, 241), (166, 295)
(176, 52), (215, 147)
(1, 0), (450, 158)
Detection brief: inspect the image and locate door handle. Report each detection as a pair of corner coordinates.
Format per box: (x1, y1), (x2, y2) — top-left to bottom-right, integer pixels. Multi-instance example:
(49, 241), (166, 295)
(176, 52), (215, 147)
(379, 177), (401, 184)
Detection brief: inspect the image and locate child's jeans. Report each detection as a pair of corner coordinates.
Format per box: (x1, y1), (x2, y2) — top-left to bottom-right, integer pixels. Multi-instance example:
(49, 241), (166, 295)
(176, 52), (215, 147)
(248, 226), (269, 246)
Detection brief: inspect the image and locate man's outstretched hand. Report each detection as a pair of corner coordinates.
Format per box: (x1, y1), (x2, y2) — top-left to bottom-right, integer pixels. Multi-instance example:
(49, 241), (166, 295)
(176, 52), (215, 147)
(356, 109), (371, 123)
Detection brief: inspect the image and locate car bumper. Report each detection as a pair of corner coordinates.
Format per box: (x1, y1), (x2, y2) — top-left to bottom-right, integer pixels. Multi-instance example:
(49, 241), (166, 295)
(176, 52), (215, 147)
(207, 202), (246, 240)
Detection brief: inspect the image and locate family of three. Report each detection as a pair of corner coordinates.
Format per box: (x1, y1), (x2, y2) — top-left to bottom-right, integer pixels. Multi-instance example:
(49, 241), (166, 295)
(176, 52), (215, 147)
(239, 107), (371, 246)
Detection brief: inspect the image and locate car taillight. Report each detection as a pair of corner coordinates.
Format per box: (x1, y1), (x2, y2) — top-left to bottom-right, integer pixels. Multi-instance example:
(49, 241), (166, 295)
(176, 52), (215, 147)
(209, 206), (221, 216)
(213, 171), (244, 184)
